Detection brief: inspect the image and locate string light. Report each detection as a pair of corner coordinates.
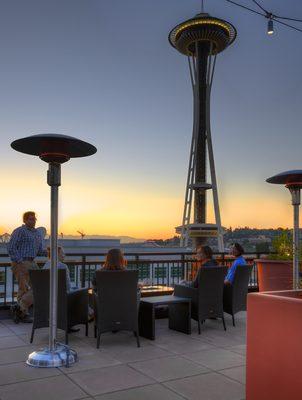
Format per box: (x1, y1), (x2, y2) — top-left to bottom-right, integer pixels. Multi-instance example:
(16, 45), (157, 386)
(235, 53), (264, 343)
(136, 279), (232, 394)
(267, 18), (274, 35)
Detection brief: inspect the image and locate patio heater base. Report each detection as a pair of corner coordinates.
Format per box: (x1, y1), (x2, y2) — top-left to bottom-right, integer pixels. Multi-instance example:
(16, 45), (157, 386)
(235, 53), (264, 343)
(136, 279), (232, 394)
(26, 343), (77, 368)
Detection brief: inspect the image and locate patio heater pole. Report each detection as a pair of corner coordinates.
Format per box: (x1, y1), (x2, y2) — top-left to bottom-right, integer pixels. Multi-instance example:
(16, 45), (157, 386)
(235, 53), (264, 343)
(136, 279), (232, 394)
(267, 170), (302, 291)
(48, 162), (60, 352)
(11, 134), (97, 368)
(290, 187), (300, 290)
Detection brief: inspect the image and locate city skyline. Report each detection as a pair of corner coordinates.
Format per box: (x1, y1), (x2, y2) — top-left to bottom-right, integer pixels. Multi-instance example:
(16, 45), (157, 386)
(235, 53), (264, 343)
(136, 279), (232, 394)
(0, 0), (302, 238)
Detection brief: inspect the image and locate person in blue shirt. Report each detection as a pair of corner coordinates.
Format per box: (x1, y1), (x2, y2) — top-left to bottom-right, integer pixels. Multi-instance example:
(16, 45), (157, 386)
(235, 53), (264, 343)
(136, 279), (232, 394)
(225, 243), (246, 285)
(8, 211), (47, 323)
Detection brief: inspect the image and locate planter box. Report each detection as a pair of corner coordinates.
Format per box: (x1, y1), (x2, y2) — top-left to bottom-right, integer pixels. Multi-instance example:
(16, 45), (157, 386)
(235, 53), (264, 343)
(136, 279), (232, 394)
(246, 290), (302, 400)
(255, 259), (292, 291)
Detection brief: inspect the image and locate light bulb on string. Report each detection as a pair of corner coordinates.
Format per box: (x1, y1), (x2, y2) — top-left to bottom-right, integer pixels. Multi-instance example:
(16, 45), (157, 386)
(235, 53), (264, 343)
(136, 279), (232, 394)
(267, 17), (274, 35)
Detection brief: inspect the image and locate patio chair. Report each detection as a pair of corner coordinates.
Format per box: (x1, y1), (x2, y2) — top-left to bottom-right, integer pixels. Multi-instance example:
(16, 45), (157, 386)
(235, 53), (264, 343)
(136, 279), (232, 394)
(223, 264), (253, 326)
(29, 269), (89, 344)
(174, 266), (228, 333)
(93, 270), (140, 348)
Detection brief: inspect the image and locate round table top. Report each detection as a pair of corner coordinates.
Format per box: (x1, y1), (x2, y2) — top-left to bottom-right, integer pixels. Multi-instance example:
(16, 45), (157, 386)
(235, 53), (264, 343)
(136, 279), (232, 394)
(11, 133), (97, 163)
(266, 170), (302, 187)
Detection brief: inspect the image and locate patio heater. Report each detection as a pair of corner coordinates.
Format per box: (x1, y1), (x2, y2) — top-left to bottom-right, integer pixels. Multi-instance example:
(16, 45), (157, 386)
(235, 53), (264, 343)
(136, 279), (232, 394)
(11, 134), (97, 368)
(267, 170), (302, 290)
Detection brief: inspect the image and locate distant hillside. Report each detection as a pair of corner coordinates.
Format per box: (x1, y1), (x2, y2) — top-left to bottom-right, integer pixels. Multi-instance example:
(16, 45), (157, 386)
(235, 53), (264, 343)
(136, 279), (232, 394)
(58, 235), (146, 244)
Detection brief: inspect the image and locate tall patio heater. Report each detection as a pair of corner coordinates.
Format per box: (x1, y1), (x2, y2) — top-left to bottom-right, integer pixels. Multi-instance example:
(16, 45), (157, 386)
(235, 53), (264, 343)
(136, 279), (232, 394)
(11, 134), (97, 368)
(169, 12), (236, 250)
(267, 170), (302, 290)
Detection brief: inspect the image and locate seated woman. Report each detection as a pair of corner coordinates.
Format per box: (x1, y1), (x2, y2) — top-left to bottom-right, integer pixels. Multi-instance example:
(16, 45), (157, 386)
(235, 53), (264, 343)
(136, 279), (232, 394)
(43, 246), (72, 292)
(225, 243), (247, 285)
(92, 249), (140, 332)
(92, 248), (127, 291)
(92, 248), (142, 294)
(192, 245), (218, 288)
(43, 246), (81, 332)
(91, 249), (127, 292)
(180, 245), (217, 288)
(102, 248), (127, 271)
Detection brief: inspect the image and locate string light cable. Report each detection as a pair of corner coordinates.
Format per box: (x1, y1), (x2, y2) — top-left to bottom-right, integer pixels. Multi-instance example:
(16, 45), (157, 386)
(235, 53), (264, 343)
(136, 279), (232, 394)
(224, 0), (302, 34)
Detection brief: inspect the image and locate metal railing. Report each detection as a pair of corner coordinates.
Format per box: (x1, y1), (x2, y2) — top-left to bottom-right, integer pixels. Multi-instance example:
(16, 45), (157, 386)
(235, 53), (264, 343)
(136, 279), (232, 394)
(0, 251), (266, 307)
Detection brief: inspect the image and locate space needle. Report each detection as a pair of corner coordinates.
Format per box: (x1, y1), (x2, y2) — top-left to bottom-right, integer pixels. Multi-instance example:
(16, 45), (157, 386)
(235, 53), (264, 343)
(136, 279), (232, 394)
(169, 9), (236, 250)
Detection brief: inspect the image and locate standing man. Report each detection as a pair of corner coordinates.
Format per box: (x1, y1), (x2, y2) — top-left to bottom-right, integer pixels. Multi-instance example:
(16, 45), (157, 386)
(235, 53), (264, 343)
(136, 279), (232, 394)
(8, 211), (47, 323)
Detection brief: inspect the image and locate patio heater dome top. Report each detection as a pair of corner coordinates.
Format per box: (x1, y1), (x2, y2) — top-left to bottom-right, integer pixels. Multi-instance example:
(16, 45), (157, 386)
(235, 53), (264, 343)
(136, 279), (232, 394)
(168, 12), (237, 56)
(266, 170), (302, 188)
(11, 133), (97, 163)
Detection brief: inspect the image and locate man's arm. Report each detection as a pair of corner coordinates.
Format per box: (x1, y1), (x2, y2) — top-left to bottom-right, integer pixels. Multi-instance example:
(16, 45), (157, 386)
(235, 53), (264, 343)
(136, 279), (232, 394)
(225, 260), (238, 284)
(7, 228), (23, 263)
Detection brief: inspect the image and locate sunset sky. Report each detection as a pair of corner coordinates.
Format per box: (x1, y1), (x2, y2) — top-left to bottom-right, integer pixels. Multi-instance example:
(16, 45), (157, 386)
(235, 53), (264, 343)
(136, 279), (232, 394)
(0, 0), (302, 239)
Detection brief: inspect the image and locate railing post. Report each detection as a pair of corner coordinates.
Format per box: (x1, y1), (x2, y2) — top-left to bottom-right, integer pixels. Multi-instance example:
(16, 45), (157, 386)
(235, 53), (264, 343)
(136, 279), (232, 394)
(135, 254), (139, 270)
(182, 253), (187, 281)
(81, 255), (86, 288)
(134, 254), (140, 279)
(4, 267), (7, 306)
(148, 257), (153, 285)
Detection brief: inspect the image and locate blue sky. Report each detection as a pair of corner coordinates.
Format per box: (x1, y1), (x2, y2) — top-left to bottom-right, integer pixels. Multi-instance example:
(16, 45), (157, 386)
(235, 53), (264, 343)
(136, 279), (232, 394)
(0, 0), (301, 237)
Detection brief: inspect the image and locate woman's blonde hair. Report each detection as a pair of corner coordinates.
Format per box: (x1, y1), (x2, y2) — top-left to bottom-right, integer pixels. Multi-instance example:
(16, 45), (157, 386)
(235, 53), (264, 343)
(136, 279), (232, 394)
(103, 248), (127, 270)
(47, 246), (63, 258)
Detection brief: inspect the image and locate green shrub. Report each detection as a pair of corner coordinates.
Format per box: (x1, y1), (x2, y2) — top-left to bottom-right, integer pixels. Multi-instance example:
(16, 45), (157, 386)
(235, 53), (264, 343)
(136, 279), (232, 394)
(270, 231), (302, 260)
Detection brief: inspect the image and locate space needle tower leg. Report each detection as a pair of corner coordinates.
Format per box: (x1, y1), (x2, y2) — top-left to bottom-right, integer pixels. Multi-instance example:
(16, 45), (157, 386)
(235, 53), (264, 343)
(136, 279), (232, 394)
(205, 54), (224, 253)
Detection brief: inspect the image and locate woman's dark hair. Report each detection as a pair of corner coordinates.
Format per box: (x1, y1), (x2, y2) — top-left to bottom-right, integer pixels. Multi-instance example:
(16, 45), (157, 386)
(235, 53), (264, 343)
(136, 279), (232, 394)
(103, 248), (127, 270)
(197, 245), (213, 259)
(233, 243), (244, 256)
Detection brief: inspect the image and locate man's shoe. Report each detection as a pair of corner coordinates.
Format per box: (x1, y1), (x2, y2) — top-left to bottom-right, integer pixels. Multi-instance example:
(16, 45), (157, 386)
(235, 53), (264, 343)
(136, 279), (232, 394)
(10, 304), (22, 324)
(68, 327), (80, 333)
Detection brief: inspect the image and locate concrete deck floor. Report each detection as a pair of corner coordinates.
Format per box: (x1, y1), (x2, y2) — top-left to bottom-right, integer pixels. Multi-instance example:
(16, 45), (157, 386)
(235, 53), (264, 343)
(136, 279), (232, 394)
(0, 312), (247, 400)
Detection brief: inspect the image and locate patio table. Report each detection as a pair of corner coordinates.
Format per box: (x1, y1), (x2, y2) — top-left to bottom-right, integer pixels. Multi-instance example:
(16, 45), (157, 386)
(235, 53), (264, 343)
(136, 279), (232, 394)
(140, 285), (174, 297)
(139, 295), (191, 340)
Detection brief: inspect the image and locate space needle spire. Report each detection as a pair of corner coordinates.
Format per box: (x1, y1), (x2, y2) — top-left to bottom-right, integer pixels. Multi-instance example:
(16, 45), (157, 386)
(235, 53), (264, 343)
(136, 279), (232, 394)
(169, 10), (236, 250)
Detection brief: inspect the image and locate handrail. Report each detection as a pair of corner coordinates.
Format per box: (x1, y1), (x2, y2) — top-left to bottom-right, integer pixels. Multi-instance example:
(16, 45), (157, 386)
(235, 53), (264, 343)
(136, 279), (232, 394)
(0, 255), (260, 268)
(0, 251), (274, 258)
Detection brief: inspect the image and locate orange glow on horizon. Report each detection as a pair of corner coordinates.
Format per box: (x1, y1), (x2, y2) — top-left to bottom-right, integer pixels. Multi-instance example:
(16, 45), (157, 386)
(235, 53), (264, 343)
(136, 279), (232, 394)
(0, 173), (298, 239)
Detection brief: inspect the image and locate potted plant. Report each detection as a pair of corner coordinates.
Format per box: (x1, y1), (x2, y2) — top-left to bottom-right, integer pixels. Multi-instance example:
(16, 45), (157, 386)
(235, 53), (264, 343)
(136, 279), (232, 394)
(255, 231), (296, 291)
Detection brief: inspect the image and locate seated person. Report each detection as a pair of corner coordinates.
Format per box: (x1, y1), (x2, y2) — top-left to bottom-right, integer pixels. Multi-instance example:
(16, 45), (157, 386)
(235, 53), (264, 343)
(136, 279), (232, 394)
(225, 243), (247, 285)
(92, 249), (140, 328)
(43, 246), (81, 331)
(92, 248), (127, 291)
(43, 246), (72, 292)
(192, 245), (218, 288)
(181, 245), (218, 288)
